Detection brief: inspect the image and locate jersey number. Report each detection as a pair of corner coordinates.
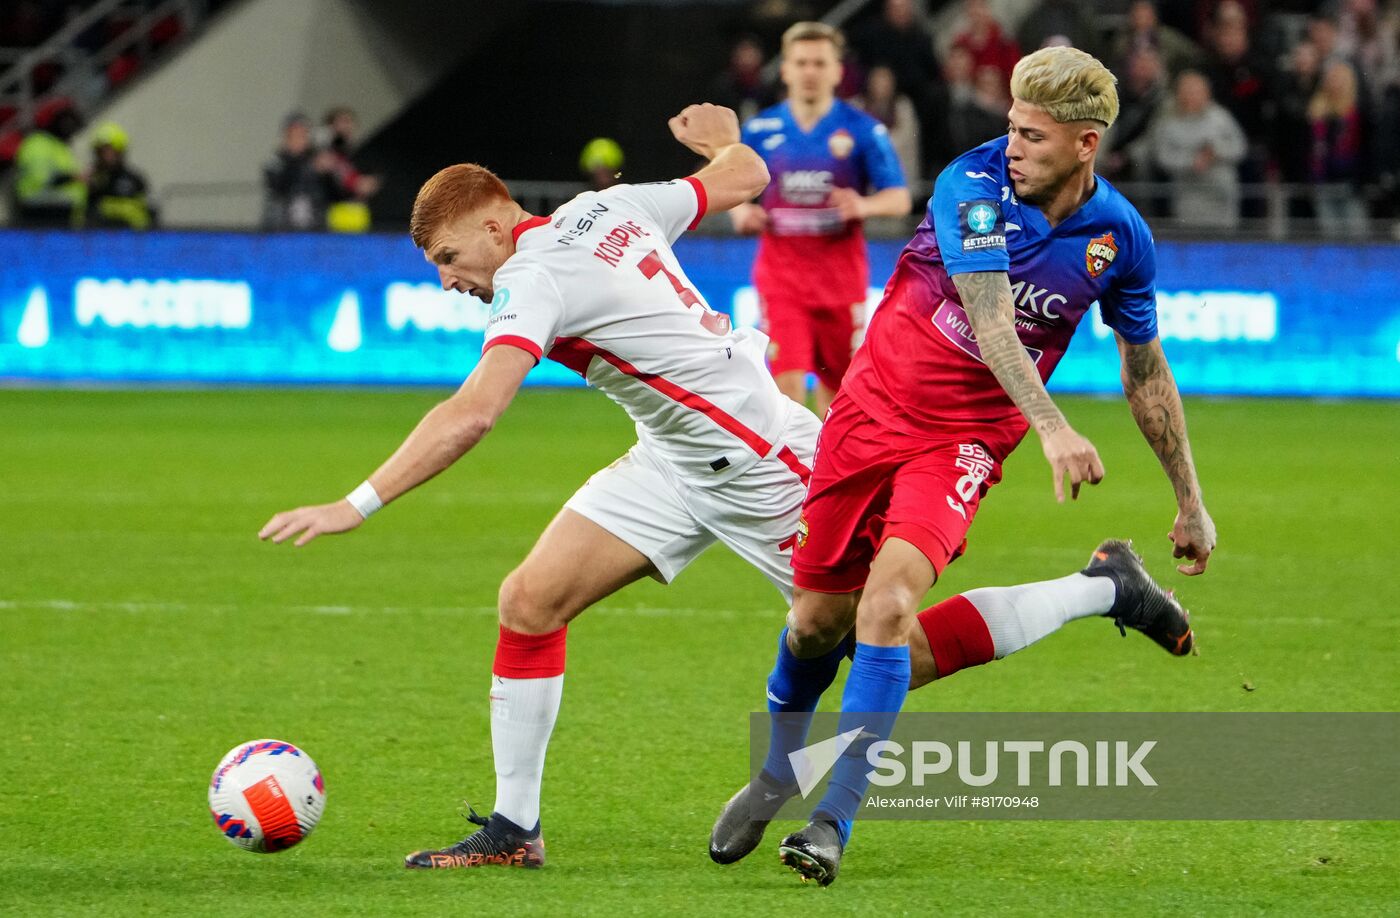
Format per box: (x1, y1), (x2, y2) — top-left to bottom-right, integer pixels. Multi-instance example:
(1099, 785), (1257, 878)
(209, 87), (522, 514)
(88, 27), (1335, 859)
(637, 250), (731, 336)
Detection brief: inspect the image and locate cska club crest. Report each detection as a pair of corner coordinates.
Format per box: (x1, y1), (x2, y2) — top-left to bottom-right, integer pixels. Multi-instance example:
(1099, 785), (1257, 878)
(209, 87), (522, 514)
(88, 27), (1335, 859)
(827, 129), (855, 160)
(1085, 232), (1118, 277)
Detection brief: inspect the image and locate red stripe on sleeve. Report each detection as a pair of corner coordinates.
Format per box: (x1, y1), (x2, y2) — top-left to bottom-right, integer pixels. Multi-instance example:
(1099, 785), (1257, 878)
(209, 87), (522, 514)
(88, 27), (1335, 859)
(546, 336), (595, 376)
(776, 446), (811, 485)
(483, 335), (543, 363)
(682, 176), (707, 231)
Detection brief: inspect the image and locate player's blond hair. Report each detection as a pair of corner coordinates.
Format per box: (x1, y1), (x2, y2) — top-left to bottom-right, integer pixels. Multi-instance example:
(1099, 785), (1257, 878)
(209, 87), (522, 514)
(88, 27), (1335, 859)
(1010, 46), (1120, 128)
(410, 163), (512, 249)
(781, 21), (845, 57)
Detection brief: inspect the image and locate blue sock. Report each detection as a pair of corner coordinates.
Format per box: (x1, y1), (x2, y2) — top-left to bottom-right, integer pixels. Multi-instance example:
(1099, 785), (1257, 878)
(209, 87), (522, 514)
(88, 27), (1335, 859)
(813, 642), (910, 847)
(761, 628), (846, 784)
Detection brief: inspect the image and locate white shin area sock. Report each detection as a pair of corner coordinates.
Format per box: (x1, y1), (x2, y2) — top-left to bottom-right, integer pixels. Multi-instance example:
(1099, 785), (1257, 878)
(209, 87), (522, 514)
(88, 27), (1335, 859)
(489, 674), (563, 831)
(963, 572), (1116, 659)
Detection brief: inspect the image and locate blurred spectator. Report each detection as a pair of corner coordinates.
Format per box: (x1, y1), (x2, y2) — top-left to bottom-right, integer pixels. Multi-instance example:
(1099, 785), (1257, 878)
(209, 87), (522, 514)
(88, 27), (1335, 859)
(945, 44), (975, 101)
(949, 57), (1011, 153)
(951, 0), (1020, 86)
(1017, 0), (1100, 58)
(1204, 10), (1275, 216)
(579, 137), (625, 191)
(1210, 0), (1250, 33)
(1335, 0), (1395, 159)
(1274, 40), (1324, 193)
(1309, 14), (1350, 69)
(853, 65), (922, 182)
(1151, 70), (1247, 229)
(1184, 0), (1259, 38)
(262, 112), (332, 231)
(710, 36), (776, 123)
(320, 107), (381, 233)
(850, 0), (948, 168)
(1370, 4), (1400, 225)
(1308, 59), (1370, 236)
(86, 121), (154, 230)
(1204, 11), (1273, 141)
(1111, 1), (1206, 77)
(13, 100), (85, 228)
(1104, 47), (1169, 181)
(1337, 0), (1395, 86)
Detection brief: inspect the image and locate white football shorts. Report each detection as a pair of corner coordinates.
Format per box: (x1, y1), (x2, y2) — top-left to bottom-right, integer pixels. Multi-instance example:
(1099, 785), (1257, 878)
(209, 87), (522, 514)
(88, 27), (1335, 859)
(564, 403), (820, 603)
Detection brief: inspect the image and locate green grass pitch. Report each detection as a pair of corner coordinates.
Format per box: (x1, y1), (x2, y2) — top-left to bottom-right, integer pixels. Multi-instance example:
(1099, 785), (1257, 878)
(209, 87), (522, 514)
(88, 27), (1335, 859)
(2, 387), (1398, 916)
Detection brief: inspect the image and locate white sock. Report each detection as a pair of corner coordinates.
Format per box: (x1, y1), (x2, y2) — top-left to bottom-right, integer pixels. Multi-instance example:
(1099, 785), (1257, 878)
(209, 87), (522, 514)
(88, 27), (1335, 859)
(963, 573), (1116, 659)
(489, 674), (563, 831)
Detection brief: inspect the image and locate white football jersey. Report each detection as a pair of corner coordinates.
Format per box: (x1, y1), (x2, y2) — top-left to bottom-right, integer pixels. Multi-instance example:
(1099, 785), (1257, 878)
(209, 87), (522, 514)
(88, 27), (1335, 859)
(484, 179), (803, 487)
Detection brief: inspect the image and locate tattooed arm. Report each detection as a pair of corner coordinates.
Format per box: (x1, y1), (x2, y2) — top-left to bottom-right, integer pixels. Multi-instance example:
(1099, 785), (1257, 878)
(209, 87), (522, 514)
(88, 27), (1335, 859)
(952, 270), (1104, 502)
(1118, 335), (1216, 575)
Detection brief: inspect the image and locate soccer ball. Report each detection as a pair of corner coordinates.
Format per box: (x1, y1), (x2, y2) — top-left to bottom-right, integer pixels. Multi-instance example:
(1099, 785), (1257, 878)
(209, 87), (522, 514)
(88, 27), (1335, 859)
(208, 739), (326, 853)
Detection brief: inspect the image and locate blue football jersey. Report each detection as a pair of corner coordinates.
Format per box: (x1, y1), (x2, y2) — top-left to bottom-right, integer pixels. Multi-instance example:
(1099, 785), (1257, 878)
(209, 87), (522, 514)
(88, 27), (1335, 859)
(741, 99), (907, 303)
(742, 99), (906, 237)
(915, 134), (1158, 345)
(842, 134), (1159, 456)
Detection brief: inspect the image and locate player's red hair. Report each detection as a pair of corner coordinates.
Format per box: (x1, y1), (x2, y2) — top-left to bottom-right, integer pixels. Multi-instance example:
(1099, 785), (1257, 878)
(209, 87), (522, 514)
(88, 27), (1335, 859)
(410, 163), (512, 249)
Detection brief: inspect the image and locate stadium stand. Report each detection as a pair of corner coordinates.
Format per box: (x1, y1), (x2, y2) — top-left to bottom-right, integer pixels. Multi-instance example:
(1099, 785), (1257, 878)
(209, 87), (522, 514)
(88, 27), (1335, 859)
(1, 0), (1397, 238)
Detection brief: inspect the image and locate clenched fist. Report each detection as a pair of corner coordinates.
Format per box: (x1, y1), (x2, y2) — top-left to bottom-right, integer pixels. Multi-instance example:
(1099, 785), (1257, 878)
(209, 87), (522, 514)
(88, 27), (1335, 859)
(668, 103), (741, 160)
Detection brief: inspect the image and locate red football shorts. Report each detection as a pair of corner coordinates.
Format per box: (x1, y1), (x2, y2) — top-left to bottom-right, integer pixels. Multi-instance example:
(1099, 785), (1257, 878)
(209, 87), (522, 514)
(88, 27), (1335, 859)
(791, 394), (1003, 593)
(759, 292), (862, 393)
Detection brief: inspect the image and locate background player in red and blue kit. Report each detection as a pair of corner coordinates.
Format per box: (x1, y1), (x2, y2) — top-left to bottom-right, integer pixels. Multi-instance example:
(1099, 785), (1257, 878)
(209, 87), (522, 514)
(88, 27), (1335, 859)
(711, 47), (1218, 886)
(732, 21), (910, 416)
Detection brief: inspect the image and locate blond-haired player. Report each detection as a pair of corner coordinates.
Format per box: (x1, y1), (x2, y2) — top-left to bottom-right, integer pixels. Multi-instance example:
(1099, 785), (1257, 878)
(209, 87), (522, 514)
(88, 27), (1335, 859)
(258, 103), (827, 868)
(734, 21), (911, 415)
(711, 46), (1216, 886)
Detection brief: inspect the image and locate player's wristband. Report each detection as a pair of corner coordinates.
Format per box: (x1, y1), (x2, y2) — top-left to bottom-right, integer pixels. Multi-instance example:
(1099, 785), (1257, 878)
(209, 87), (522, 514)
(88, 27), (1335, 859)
(345, 481), (383, 519)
